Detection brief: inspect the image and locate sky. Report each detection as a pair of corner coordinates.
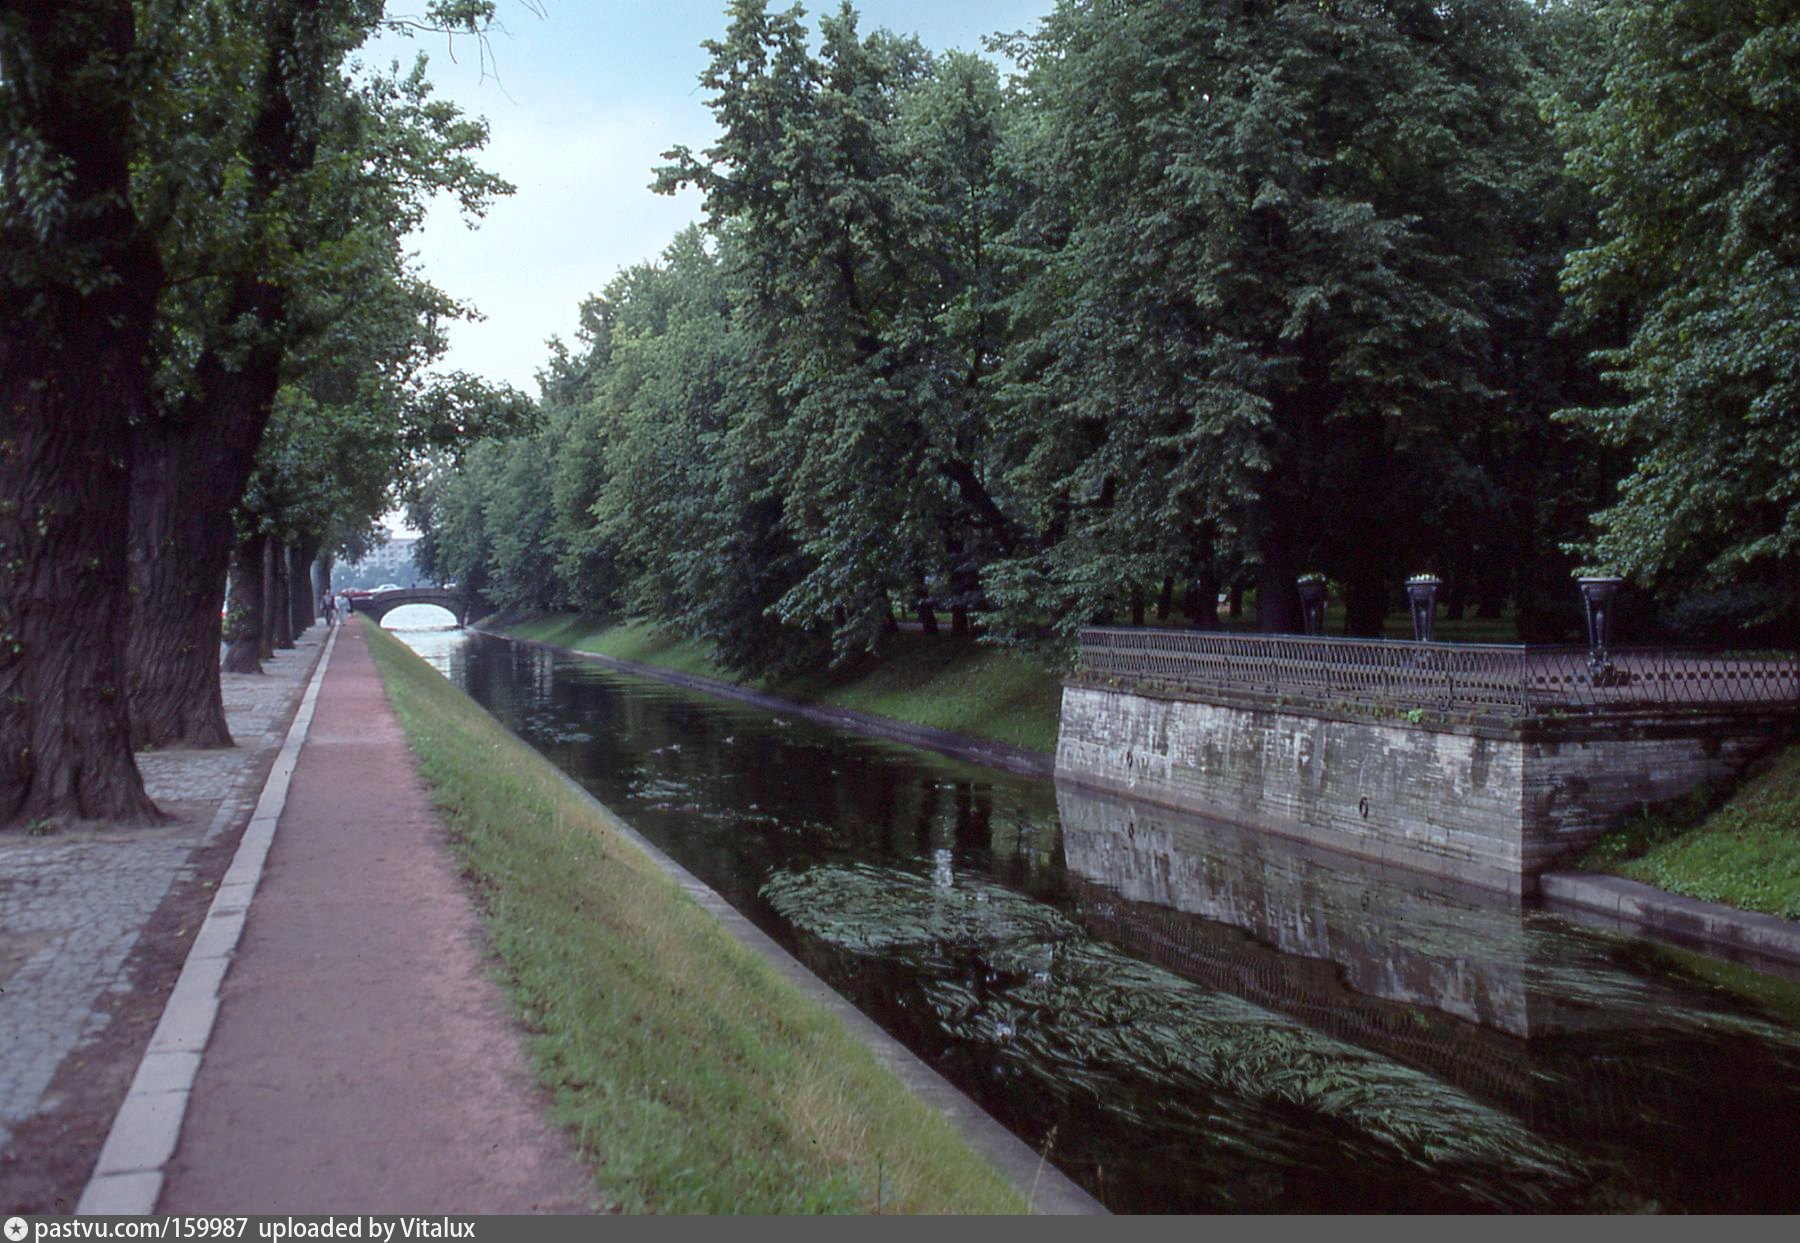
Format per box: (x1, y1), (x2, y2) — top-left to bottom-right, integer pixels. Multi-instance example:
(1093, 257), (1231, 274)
(366, 1), (1058, 397)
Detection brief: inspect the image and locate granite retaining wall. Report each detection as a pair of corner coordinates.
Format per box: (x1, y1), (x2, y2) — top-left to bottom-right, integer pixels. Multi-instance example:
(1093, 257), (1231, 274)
(1055, 681), (1791, 895)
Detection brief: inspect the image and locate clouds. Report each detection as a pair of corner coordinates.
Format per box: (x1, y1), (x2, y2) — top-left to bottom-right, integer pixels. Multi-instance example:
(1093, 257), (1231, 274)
(407, 97), (710, 392)
(367, 1), (1054, 393)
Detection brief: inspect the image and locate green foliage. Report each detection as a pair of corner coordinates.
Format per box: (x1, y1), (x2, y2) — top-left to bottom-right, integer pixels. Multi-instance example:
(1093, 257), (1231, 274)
(420, 0), (1793, 682)
(995, 0), (1587, 637)
(1554, 0), (1800, 628)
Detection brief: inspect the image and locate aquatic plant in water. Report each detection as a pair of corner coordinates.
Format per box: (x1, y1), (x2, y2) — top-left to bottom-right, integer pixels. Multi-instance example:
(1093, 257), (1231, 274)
(761, 863), (1586, 1208)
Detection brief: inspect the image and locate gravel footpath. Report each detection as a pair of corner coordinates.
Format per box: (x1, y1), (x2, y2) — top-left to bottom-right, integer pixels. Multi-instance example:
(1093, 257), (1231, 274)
(154, 624), (597, 1213)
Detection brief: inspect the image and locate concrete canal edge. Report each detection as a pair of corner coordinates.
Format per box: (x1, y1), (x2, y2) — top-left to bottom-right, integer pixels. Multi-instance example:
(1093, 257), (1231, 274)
(523, 757), (1107, 1215)
(1540, 872), (1800, 969)
(77, 624), (342, 1214)
(486, 629), (1055, 780)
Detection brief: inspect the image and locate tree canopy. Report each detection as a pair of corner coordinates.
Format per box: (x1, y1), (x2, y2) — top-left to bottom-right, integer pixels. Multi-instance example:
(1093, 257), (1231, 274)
(1553, 0), (1800, 634)
(419, 0), (1793, 675)
(1, 0), (520, 826)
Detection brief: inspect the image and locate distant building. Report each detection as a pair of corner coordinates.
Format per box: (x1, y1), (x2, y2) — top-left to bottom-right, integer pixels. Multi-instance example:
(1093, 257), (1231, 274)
(340, 529), (422, 587)
(361, 532), (420, 575)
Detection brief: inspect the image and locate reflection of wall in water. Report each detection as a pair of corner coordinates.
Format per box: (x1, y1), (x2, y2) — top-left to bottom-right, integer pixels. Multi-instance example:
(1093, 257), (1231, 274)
(1053, 782), (1800, 1157)
(1062, 782), (1543, 1038)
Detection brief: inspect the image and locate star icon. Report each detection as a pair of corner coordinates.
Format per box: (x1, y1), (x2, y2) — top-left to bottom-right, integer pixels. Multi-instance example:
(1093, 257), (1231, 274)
(4, 1217), (29, 1242)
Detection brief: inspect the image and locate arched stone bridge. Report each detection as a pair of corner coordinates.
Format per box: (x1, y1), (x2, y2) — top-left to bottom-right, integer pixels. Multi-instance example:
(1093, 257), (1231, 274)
(346, 586), (470, 628)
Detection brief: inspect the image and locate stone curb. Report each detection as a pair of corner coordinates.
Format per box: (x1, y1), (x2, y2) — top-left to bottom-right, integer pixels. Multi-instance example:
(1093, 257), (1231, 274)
(489, 629), (1054, 780)
(76, 625), (343, 1215)
(1540, 871), (1800, 967)
(426, 661), (1106, 1216)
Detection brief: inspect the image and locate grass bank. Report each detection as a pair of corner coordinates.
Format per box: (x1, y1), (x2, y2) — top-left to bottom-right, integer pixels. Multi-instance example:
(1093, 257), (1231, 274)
(500, 615), (1065, 754)
(361, 620), (1027, 1213)
(1582, 738), (1800, 920)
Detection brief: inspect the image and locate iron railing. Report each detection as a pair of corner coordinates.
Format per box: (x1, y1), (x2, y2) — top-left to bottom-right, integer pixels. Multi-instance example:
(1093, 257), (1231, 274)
(1076, 628), (1800, 719)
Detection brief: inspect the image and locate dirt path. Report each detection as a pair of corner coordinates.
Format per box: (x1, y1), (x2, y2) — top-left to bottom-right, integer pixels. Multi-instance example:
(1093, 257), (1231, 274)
(158, 625), (598, 1213)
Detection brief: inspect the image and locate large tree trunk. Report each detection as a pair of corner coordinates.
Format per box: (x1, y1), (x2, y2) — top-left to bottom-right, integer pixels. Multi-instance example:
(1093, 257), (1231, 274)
(125, 425), (236, 749)
(0, 333), (164, 825)
(1254, 514), (1302, 633)
(289, 537), (318, 637)
(223, 534), (266, 675)
(272, 544), (295, 650)
(0, 1), (164, 828)
(125, 318), (283, 747)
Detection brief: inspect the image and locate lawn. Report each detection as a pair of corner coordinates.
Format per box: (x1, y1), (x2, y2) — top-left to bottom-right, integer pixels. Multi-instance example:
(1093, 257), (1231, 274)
(362, 619), (1028, 1213)
(1582, 739), (1800, 920)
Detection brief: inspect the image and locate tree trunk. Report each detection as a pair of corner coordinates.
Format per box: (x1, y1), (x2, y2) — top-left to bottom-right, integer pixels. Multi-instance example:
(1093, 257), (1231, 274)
(1254, 492), (1302, 633)
(273, 544), (295, 650)
(1130, 588), (1146, 628)
(223, 534), (266, 675)
(937, 457), (1019, 557)
(1442, 569), (1468, 623)
(1342, 572), (1388, 637)
(259, 539), (277, 662)
(125, 423), (236, 749)
(1256, 549), (1302, 634)
(1156, 576), (1174, 622)
(1227, 584), (1244, 620)
(1187, 567), (1220, 630)
(0, 333), (163, 825)
(0, 1), (164, 828)
(289, 538), (318, 637)
(312, 553), (334, 611)
(913, 574), (938, 635)
(1260, 557), (1303, 633)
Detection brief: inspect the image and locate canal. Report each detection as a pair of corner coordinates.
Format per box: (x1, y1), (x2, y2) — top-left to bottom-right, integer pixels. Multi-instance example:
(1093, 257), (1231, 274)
(393, 620), (1800, 1213)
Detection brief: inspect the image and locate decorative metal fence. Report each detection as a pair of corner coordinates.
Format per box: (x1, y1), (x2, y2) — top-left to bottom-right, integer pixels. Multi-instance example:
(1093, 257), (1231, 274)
(1076, 627), (1800, 719)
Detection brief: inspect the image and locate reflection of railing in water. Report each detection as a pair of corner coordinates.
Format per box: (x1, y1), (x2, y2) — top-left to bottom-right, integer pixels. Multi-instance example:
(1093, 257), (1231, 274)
(1058, 783), (1542, 1033)
(1076, 627), (1800, 718)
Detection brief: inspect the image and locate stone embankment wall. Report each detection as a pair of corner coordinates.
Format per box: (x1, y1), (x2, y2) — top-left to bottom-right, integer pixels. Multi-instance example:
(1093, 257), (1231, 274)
(1055, 682), (1787, 895)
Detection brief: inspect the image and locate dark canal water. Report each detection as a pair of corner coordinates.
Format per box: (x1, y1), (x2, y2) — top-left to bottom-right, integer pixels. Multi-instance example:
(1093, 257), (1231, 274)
(395, 624), (1800, 1213)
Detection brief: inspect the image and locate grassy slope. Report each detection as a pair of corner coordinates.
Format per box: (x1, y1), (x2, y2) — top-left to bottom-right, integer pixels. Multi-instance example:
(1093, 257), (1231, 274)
(1583, 739), (1800, 920)
(502, 615), (1066, 754)
(362, 620), (1026, 1214)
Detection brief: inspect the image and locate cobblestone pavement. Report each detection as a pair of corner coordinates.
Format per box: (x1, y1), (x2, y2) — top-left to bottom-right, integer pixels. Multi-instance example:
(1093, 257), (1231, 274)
(0, 633), (326, 1155)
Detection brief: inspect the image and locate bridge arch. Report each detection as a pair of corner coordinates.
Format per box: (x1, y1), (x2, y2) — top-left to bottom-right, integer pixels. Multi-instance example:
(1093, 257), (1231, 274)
(346, 587), (470, 628)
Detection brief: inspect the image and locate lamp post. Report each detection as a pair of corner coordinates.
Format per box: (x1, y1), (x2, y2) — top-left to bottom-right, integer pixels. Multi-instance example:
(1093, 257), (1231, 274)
(1579, 575), (1624, 678)
(1406, 576), (1442, 643)
(1297, 576), (1327, 637)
